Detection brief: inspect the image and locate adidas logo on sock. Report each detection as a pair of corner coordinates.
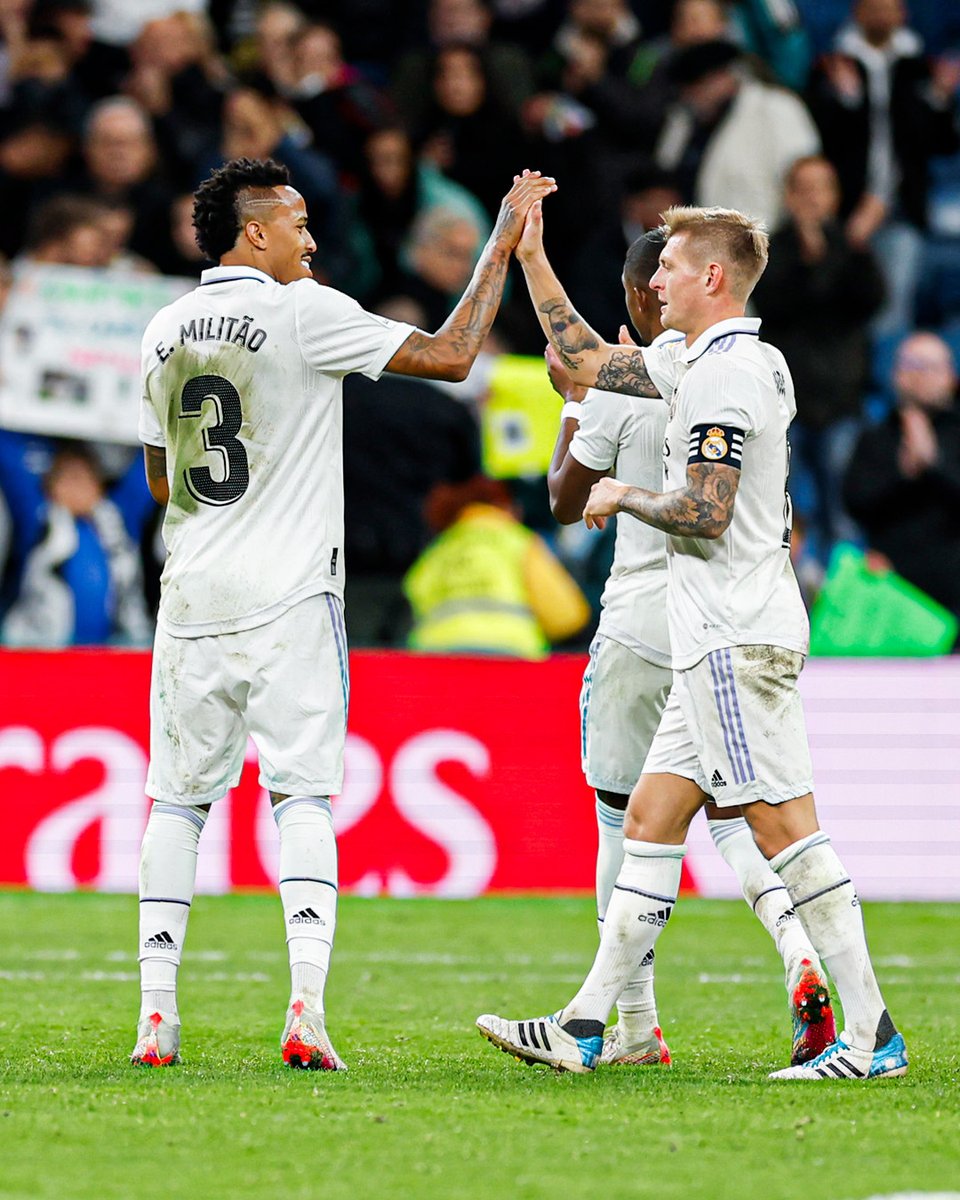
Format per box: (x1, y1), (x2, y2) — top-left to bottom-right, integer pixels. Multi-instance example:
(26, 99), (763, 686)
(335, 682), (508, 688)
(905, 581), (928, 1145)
(776, 907), (798, 928)
(711, 769), (726, 788)
(289, 907), (324, 925)
(640, 949), (655, 967)
(144, 930), (176, 950)
(638, 907), (672, 927)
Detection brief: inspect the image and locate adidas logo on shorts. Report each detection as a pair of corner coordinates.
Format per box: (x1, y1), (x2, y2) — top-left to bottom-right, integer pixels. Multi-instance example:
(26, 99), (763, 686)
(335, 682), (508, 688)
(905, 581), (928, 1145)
(638, 908), (672, 927)
(711, 769), (726, 788)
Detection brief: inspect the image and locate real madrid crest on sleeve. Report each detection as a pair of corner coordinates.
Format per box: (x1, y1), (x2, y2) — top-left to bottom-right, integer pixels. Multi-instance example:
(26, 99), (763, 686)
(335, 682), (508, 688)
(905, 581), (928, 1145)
(688, 423), (745, 468)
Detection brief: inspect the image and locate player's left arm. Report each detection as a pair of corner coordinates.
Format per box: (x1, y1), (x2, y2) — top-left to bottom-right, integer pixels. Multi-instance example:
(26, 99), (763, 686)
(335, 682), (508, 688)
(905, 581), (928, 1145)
(584, 462), (740, 539)
(143, 444), (169, 506)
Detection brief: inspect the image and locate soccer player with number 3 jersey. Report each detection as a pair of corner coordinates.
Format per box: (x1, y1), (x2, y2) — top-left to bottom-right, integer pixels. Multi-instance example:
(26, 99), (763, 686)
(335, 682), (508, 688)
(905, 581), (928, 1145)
(477, 199), (907, 1082)
(131, 157), (556, 1069)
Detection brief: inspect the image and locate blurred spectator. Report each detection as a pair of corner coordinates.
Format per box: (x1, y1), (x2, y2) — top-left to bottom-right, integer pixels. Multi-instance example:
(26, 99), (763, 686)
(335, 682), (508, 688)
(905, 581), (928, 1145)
(2, 443), (153, 646)
(125, 12), (228, 187)
(288, 21), (390, 182)
(730, 0), (812, 90)
(385, 205), (483, 329)
(150, 191), (206, 278)
(392, 0), (535, 131)
(843, 332), (960, 619)
(403, 474), (591, 658)
(74, 95), (174, 264)
(417, 43), (528, 219)
(655, 38), (820, 227)
(28, 0), (128, 103)
(0, 117), (75, 257)
(89, 0), (208, 48)
(358, 124), (490, 301)
(752, 154), (885, 564)
(806, 0), (960, 337)
(22, 192), (111, 265)
(234, 1), (307, 95)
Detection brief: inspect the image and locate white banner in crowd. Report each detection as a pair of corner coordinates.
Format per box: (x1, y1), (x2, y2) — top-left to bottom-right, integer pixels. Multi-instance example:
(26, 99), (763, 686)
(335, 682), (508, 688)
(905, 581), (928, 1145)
(0, 263), (193, 444)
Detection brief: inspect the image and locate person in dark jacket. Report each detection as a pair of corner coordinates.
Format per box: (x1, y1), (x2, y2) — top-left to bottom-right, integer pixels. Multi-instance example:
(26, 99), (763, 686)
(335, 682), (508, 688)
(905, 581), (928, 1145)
(843, 331), (960, 620)
(752, 154), (885, 564)
(806, 0), (960, 335)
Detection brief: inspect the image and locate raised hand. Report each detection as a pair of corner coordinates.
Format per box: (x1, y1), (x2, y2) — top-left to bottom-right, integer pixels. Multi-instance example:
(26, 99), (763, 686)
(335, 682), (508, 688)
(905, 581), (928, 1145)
(516, 197), (546, 263)
(493, 171), (556, 252)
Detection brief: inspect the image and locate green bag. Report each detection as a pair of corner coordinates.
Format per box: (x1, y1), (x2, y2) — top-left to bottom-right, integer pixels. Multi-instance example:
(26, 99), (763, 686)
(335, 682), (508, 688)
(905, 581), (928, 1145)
(808, 544), (958, 657)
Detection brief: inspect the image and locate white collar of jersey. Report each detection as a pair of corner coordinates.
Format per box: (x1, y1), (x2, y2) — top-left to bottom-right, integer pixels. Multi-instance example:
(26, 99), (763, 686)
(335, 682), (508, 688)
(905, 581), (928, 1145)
(679, 316), (761, 364)
(199, 265), (274, 286)
(650, 329), (685, 349)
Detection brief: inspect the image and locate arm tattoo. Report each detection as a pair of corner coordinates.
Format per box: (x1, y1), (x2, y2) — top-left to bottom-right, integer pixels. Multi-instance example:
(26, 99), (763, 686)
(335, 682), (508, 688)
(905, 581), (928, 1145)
(594, 350), (661, 399)
(617, 463), (740, 539)
(393, 245), (510, 377)
(537, 296), (599, 371)
(144, 444), (167, 479)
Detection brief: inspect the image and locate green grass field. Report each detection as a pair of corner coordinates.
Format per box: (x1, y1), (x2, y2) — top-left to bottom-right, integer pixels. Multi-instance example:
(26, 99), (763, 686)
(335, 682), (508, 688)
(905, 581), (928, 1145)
(1, 892), (957, 1200)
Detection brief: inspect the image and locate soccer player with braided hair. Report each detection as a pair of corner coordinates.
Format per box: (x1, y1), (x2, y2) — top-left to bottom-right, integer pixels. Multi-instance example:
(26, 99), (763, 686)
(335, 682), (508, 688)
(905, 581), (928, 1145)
(132, 157), (556, 1070)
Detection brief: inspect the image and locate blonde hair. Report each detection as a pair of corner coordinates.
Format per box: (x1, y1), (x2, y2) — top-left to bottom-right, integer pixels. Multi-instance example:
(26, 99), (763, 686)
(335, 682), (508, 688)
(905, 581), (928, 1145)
(660, 205), (769, 299)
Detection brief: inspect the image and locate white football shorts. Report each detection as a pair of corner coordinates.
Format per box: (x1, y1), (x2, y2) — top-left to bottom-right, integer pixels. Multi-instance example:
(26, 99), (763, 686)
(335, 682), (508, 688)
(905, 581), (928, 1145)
(579, 633), (673, 794)
(641, 644), (814, 808)
(146, 593), (349, 804)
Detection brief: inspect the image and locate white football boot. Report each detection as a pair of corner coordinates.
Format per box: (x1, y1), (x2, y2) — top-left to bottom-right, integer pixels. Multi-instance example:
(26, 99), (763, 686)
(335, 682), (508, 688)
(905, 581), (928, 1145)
(476, 1012), (603, 1073)
(281, 999), (347, 1071)
(130, 1010), (181, 1067)
(599, 1023), (671, 1066)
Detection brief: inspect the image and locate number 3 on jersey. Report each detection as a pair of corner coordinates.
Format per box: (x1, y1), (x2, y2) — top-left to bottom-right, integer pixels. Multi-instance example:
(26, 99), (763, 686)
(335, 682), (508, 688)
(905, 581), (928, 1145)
(179, 374), (249, 506)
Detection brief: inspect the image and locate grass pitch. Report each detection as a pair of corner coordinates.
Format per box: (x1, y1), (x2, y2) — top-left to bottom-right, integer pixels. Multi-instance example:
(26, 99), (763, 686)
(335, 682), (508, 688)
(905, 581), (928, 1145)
(1, 892), (957, 1200)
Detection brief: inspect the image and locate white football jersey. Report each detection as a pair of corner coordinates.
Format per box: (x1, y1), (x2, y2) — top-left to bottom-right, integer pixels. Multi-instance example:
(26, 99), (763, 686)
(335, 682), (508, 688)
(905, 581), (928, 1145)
(139, 265), (415, 637)
(569, 330), (685, 668)
(660, 317), (809, 669)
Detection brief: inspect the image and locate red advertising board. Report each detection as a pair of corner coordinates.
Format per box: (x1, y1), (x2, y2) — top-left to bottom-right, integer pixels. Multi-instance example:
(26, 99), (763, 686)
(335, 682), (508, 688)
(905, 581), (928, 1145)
(0, 649), (608, 895)
(2, 650), (959, 900)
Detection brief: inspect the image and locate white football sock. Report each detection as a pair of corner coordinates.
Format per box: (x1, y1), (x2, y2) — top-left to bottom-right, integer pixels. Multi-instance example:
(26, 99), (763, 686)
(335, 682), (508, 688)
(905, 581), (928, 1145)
(275, 796), (338, 1014)
(771, 832), (890, 1049)
(708, 817), (818, 980)
(138, 802), (207, 1021)
(562, 840), (685, 1030)
(596, 799), (659, 1039)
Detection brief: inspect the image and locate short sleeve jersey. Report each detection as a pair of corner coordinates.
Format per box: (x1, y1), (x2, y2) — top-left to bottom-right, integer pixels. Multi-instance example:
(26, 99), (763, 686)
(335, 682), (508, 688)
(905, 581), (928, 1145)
(139, 265), (415, 637)
(660, 317), (809, 669)
(568, 330), (686, 668)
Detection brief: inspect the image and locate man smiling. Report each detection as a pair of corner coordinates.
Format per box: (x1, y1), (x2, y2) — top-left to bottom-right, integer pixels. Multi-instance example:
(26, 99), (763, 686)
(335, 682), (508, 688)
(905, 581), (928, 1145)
(477, 200), (906, 1082)
(132, 156), (555, 1071)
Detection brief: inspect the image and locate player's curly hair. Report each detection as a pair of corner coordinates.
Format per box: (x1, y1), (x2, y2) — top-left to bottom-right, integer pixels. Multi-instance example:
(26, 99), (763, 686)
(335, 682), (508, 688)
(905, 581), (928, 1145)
(192, 157), (291, 262)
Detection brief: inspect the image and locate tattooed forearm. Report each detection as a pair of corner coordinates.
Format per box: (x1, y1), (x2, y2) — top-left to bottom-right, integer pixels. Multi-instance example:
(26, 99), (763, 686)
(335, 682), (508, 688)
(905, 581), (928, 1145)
(617, 463), (740, 539)
(387, 245), (510, 380)
(595, 350), (661, 398)
(537, 296), (600, 370)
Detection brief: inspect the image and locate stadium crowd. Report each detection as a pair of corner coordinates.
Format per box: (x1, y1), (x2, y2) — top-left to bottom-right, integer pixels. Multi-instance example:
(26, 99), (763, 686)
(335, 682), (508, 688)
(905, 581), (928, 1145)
(0, 0), (958, 650)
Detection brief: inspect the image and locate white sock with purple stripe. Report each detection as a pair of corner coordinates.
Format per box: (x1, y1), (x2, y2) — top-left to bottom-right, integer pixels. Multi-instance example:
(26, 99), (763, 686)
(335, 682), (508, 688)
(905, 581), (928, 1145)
(275, 795), (338, 1014)
(595, 798), (659, 1038)
(708, 817), (818, 981)
(138, 802), (207, 1021)
(771, 832), (890, 1050)
(561, 839), (685, 1030)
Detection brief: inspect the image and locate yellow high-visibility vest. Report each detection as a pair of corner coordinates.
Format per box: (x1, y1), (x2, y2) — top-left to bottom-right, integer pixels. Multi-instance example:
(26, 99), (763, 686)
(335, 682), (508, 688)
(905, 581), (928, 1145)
(404, 505), (548, 659)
